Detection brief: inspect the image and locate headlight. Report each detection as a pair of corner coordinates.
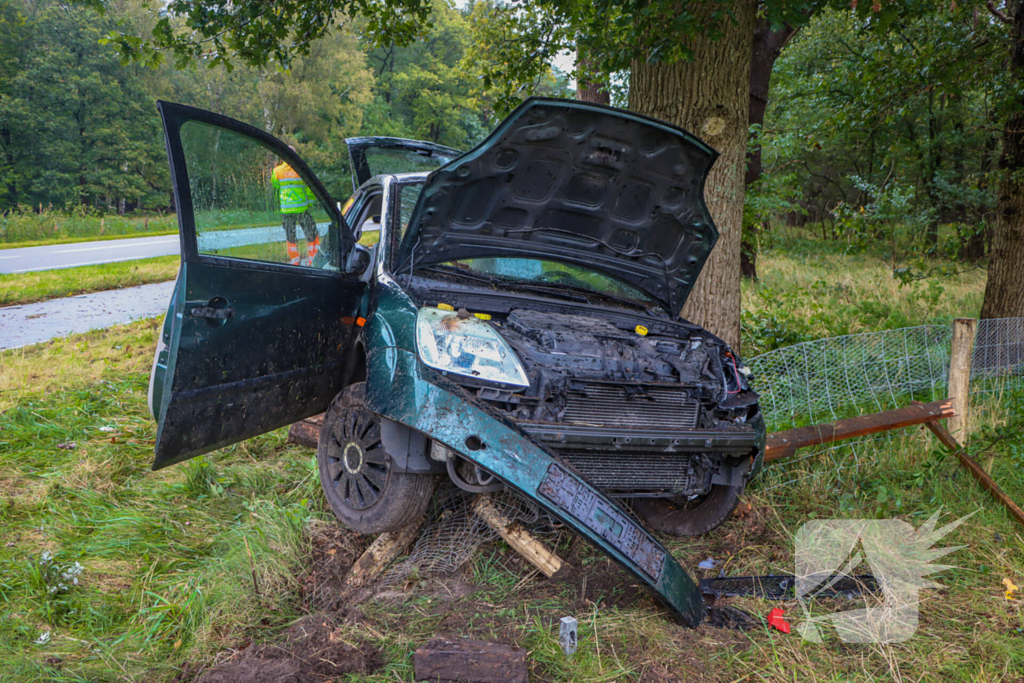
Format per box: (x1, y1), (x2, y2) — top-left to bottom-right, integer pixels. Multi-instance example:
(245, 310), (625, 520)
(415, 307), (530, 388)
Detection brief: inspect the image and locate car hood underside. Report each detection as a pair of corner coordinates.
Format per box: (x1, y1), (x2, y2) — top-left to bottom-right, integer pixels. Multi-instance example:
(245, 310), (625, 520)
(395, 97), (720, 314)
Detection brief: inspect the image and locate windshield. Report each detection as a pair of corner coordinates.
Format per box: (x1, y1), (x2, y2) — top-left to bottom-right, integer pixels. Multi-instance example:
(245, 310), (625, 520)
(395, 180), (653, 306)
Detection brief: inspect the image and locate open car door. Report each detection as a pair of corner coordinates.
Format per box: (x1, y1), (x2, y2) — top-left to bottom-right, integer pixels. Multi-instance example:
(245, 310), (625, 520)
(345, 137), (462, 190)
(150, 101), (365, 470)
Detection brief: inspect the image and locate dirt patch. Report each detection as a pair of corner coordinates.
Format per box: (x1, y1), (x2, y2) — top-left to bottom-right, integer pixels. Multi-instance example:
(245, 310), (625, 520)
(545, 541), (648, 610)
(194, 615), (381, 683)
(301, 521), (366, 612)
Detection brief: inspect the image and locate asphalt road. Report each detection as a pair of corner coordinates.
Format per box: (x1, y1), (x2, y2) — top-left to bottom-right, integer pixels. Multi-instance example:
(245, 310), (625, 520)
(0, 224), (333, 274)
(0, 280), (175, 350)
(0, 235), (181, 274)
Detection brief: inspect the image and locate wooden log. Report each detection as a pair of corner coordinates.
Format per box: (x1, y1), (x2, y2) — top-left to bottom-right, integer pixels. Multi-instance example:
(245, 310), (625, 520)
(286, 413), (324, 449)
(472, 494), (564, 578)
(923, 419), (1024, 529)
(764, 398), (956, 462)
(339, 518), (423, 599)
(948, 318), (978, 448)
(414, 637), (528, 683)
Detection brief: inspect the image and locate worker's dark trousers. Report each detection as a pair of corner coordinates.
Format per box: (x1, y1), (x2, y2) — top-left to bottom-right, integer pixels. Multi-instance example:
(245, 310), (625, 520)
(282, 210), (317, 243)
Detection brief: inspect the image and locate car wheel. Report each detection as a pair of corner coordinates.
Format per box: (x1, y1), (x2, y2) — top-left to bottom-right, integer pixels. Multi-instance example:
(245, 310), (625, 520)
(631, 483), (745, 537)
(318, 382), (435, 534)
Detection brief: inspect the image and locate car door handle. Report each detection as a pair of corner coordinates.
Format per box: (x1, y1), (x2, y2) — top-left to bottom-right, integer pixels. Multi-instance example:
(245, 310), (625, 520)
(190, 306), (234, 320)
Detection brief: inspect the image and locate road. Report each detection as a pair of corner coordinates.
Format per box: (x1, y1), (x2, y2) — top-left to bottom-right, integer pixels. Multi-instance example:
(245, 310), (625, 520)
(0, 224), (333, 274)
(0, 281), (175, 350)
(0, 235), (181, 274)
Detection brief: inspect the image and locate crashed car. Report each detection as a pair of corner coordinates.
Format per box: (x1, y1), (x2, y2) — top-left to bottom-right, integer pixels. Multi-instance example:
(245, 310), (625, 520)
(147, 97), (766, 626)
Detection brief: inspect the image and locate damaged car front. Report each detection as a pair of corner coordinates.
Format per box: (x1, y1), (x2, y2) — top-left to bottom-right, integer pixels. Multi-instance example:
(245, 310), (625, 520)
(148, 97), (764, 628)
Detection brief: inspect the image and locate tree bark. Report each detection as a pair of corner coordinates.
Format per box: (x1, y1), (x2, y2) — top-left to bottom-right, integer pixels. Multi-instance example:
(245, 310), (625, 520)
(576, 50), (610, 105)
(629, 0), (756, 350)
(981, 0), (1024, 319)
(742, 18), (799, 280)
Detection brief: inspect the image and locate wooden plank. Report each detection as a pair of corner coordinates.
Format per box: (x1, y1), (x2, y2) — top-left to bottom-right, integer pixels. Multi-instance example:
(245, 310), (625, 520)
(286, 413), (324, 449)
(339, 518), (424, 600)
(948, 318), (978, 447)
(764, 399), (956, 462)
(414, 637), (528, 683)
(472, 495), (565, 578)
(923, 419), (1024, 529)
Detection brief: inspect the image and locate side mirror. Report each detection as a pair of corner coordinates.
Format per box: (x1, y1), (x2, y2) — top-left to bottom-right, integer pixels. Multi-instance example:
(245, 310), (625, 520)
(344, 244), (372, 277)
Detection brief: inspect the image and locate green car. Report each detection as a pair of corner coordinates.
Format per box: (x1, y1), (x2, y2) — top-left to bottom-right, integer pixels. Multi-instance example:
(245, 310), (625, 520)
(148, 97), (766, 627)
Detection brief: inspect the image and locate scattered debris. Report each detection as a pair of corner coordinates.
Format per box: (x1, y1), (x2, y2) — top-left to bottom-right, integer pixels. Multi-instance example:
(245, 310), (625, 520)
(413, 636), (528, 683)
(558, 616), (578, 658)
(698, 558), (718, 570)
(767, 608), (791, 634)
(700, 574), (879, 600)
(472, 494), (564, 578)
(34, 632), (50, 646)
(1004, 578), (1019, 601)
(56, 442), (76, 450)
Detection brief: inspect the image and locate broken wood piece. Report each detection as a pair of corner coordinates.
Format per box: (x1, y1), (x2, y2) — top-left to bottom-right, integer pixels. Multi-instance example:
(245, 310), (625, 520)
(339, 518), (424, 599)
(764, 398), (956, 462)
(414, 636), (528, 683)
(286, 413), (324, 449)
(922, 419), (1024, 529)
(472, 494), (564, 578)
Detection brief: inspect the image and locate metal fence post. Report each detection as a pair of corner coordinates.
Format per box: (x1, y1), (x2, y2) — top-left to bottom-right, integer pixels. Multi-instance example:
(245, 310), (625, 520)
(948, 318), (978, 447)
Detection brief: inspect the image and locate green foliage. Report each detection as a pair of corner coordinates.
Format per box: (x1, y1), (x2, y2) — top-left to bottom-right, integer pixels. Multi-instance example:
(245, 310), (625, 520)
(758, 6), (1007, 264)
(0, 0), (169, 211)
(0, 0), (553, 227)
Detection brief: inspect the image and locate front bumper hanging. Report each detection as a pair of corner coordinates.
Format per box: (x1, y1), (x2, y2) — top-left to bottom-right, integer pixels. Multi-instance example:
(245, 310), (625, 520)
(364, 347), (705, 627)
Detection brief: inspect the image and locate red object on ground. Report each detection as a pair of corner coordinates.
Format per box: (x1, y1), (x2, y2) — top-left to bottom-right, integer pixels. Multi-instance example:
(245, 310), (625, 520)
(767, 607), (791, 634)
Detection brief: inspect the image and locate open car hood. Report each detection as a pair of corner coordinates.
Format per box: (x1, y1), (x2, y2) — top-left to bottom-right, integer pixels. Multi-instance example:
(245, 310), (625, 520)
(395, 98), (719, 313)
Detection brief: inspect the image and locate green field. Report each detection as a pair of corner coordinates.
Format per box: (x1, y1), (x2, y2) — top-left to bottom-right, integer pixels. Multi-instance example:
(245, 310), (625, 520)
(0, 236), (1019, 682)
(0, 212), (178, 250)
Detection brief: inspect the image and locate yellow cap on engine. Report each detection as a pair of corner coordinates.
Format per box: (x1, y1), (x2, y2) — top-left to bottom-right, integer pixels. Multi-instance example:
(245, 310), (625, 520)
(635, 325), (648, 336)
(437, 303), (455, 311)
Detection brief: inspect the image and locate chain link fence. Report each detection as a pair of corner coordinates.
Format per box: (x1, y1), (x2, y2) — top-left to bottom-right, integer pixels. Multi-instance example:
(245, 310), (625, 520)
(747, 316), (1024, 489)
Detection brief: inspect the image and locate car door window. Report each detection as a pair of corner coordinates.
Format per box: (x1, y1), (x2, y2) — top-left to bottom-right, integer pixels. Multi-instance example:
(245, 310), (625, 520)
(180, 121), (337, 270)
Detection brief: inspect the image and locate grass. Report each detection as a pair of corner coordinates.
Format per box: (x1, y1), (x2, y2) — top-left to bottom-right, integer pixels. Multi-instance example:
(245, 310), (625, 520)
(0, 257), (180, 307)
(0, 211), (178, 249)
(0, 236), (1021, 681)
(741, 228), (988, 356)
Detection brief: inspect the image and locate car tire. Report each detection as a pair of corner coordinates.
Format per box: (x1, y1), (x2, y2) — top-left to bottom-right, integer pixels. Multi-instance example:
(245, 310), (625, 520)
(318, 382), (435, 534)
(631, 483), (745, 537)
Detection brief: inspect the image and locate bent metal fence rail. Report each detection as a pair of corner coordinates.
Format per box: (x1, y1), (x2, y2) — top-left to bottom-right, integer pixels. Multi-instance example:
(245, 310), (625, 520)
(747, 316), (1024, 489)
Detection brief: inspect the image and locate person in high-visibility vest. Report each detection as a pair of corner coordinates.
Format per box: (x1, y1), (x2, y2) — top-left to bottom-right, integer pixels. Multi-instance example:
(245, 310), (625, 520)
(271, 150), (320, 266)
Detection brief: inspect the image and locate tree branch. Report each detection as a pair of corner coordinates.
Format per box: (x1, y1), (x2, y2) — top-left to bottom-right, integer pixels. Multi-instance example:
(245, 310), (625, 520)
(985, 0), (1012, 24)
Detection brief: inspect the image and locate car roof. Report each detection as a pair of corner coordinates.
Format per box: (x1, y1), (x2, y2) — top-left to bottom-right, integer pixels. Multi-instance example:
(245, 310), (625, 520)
(356, 171), (429, 193)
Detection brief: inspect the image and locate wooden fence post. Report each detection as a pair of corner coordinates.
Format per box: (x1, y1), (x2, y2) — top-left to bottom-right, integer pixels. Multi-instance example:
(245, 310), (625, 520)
(948, 318), (978, 448)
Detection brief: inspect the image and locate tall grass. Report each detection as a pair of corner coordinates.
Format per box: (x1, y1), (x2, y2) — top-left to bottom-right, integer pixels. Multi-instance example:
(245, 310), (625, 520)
(0, 207), (177, 248)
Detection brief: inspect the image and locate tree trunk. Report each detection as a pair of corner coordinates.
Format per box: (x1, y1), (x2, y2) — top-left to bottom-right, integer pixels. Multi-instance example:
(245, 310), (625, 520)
(981, 0), (1024, 319)
(742, 18), (799, 280)
(629, 0), (756, 351)
(576, 50), (610, 104)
